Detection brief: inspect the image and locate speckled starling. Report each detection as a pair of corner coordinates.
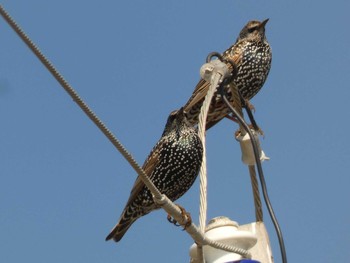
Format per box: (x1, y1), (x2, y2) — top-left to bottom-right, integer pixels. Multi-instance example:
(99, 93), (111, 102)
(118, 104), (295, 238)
(184, 19), (272, 129)
(106, 108), (203, 242)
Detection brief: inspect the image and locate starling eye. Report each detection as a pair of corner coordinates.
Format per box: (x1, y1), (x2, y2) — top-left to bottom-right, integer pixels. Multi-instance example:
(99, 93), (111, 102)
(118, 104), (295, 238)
(248, 26), (257, 33)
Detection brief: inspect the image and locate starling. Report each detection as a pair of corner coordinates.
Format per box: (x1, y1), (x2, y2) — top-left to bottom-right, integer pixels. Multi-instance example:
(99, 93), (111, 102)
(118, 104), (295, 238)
(184, 19), (272, 129)
(106, 108), (203, 242)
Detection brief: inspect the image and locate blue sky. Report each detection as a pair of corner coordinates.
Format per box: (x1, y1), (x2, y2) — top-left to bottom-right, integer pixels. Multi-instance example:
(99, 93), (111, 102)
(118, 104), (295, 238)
(1, 1), (349, 262)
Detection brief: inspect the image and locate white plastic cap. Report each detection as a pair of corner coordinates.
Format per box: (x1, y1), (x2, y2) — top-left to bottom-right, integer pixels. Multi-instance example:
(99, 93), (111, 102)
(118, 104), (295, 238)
(189, 217), (257, 263)
(235, 130), (270, 166)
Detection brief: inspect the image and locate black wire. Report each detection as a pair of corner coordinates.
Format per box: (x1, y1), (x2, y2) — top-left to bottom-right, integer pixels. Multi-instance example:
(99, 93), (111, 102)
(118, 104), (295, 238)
(206, 52), (238, 83)
(215, 59), (288, 263)
(239, 96), (260, 132)
(206, 52), (223, 63)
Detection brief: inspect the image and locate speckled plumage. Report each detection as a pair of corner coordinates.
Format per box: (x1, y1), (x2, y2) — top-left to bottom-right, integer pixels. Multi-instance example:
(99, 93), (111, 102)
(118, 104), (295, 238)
(184, 19), (272, 129)
(106, 108), (203, 242)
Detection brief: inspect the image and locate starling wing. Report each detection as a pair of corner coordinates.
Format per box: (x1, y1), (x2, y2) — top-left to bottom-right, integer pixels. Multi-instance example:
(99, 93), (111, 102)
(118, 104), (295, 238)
(105, 150), (160, 242)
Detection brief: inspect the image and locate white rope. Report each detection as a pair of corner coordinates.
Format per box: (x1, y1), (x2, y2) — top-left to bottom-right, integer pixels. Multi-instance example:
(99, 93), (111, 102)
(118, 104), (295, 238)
(196, 73), (218, 263)
(198, 60), (232, 233)
(197, 74), (218, 230)
(196, 60), (237, 262)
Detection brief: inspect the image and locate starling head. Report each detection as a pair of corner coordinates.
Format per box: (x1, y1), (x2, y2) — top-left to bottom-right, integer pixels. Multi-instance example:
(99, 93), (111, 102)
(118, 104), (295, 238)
(237, 19), (269, 42)
(162, 107), (189, 136)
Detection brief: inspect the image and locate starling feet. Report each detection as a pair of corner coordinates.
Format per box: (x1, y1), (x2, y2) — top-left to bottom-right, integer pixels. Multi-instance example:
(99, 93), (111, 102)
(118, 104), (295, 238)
(234, 124), (264, 138)
(249, 124), (264, 136)
(167, 204), (192, 230)
(243, 99), (256, 113)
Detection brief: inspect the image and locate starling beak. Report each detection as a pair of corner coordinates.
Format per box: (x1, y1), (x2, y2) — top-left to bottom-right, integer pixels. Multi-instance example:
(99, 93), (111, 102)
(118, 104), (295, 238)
(183, 19), (272, 129)
(106, 108), (203, 242)
(260, 18), (269, 28)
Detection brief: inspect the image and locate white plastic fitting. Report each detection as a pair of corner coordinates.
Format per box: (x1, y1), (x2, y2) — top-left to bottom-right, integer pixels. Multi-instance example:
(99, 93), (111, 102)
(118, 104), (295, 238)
(200, 59), (231, 83)
(235, 130), (269, 166)
(189, 217), (257, 263)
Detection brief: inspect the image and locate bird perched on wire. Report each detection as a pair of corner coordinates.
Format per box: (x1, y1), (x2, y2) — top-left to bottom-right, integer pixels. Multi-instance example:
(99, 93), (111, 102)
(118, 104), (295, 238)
(183, 19), (272, 129)
(106, 108), (203, 242)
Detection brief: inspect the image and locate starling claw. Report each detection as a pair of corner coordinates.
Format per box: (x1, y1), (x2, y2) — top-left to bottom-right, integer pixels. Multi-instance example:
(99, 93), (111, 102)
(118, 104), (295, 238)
(167, 214), (181, 226)
(167, 204), (192, 230)
(240, 98), (263, 133)
(180, 206), (192, 230)
(243, 99), (256, 113)
(249, 124), (264, 137)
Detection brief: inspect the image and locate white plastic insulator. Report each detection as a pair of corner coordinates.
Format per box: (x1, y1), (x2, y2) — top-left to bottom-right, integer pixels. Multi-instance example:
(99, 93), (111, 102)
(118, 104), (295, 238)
(189, 217), (257, 263)
(200, 59), (231, 83)
(236, 130), (270, 166)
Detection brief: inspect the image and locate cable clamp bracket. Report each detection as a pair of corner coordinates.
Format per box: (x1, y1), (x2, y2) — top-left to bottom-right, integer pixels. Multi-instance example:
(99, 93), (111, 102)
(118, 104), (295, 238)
(200, 59), (232, 85)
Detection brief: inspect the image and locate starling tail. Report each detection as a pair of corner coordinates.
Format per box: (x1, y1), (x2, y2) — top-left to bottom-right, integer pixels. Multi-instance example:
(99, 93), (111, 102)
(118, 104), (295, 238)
(106, 108), (203, 242)
(106, 187), (145, 242)
(105, 210), (136, 242)
(184, 19), (272, 129)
